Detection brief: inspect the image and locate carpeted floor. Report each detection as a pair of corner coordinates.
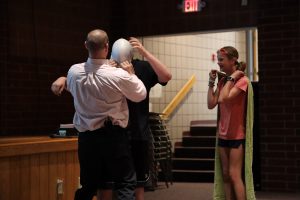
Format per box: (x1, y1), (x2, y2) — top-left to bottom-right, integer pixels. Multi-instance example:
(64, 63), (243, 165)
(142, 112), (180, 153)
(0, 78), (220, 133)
(144, 182), (300, 200)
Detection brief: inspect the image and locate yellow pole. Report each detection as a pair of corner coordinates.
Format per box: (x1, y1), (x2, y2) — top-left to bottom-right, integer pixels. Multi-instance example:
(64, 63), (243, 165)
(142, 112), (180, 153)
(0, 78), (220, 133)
(161, 74), (196, 120)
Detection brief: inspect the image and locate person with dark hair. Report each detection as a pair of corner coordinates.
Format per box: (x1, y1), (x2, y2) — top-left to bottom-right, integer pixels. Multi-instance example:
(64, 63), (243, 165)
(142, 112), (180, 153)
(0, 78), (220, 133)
(207, 46), (256, 200)
(110, 37), (172, 200)
(55, 29), (146, 200)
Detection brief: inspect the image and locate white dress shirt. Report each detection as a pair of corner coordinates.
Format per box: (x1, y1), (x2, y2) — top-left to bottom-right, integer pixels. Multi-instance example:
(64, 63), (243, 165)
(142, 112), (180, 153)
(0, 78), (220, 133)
(67, 58), (147, 132)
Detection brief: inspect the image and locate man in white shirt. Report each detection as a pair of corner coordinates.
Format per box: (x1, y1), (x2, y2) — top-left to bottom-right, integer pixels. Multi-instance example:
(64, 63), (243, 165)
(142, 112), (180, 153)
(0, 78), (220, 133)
(64, 29), (146, 200)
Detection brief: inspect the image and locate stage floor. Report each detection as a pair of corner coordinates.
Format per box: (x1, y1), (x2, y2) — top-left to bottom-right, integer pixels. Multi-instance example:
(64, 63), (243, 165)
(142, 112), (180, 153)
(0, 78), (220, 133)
(145, 182), (300, 200)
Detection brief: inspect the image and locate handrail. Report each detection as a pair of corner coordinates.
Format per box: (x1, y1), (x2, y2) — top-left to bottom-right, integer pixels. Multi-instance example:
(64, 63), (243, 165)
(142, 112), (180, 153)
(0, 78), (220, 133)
(161, 74), (196, 120)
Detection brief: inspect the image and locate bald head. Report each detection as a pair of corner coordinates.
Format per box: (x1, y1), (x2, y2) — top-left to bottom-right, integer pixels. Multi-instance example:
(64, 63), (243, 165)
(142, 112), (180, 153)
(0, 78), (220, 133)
(85, 29), (109, 54)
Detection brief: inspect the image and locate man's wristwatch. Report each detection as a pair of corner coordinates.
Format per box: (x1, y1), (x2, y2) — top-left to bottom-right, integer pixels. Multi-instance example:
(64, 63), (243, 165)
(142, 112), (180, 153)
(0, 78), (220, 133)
(227, 76), (235, 82)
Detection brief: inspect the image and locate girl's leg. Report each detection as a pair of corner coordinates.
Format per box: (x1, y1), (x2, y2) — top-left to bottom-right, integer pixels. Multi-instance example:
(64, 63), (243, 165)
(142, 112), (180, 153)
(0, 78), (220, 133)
(219, 147), (233, 200)
(229, 145), (245, 200)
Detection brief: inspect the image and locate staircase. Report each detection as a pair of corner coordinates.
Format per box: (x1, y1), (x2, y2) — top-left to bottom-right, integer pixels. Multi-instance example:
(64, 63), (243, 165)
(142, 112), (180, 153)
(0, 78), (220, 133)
(172, 120), (217, 182)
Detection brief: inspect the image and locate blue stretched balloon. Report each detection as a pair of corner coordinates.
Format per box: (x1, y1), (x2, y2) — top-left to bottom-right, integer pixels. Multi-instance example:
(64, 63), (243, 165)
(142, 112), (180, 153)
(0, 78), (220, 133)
(110, 38), (133, 64)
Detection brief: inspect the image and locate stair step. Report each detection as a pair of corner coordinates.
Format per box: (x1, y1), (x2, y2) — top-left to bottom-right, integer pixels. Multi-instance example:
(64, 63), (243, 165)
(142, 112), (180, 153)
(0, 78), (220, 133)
(173, 169), (214, 173)
(190, 127), (217, 136)
(190, 120), (217, 136)
(174, 146), (215, 158)
(175, 141), (182, 147)
(190, 120), (217, 126)
(182, 135), (216, 147)
(172, 158), (214, 170)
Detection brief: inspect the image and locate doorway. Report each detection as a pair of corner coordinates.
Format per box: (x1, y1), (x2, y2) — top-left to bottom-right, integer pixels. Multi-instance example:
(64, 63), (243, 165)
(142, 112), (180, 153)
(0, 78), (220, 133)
(135, 28), (259, 145)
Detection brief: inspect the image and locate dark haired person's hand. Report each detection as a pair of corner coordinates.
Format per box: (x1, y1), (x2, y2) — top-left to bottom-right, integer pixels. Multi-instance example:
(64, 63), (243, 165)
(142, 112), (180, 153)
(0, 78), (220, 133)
(129, 37), (146, 56)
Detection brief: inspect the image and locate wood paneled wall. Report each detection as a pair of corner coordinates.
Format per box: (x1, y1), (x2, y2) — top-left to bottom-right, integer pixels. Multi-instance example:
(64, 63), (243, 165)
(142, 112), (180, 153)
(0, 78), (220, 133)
(0, 137), (81, 200)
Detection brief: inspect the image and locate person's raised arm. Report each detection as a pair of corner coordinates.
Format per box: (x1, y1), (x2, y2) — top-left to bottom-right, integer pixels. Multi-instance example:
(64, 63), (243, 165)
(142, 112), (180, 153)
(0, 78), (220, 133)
(207, 70), (219, 109)
(129, 37), (172, 83)
(51, 76), (67, 96)
(218, 70), (244, 103)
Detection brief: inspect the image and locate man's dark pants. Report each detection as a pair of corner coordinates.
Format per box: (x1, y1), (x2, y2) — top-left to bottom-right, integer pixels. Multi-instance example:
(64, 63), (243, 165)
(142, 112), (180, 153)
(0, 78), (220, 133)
(74, 123), (136, 200)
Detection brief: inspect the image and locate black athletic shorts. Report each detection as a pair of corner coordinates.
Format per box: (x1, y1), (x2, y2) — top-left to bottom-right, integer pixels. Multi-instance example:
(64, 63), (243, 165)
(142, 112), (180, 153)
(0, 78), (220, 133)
(218, 138), (245, 148)
(130, 137), (151, 187)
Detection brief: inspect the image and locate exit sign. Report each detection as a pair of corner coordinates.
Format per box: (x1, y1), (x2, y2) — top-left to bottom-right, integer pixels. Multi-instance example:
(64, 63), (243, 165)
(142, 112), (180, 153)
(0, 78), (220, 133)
(182, 0), (206, 13)
(184, 0), (199, 12)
